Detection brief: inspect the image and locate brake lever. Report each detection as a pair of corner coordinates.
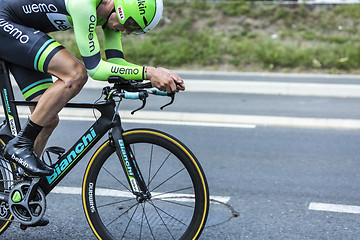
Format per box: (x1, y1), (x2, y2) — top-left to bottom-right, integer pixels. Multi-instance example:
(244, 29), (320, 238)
(160, 92), (175, 110)
(131, 91), (148, 115)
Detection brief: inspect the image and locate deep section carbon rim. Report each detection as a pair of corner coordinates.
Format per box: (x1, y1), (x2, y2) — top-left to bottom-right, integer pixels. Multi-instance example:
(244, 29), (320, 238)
(83, 129), (209, 240)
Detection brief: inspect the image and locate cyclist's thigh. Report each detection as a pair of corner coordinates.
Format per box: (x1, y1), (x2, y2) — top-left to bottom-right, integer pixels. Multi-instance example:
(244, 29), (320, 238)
(0, 15), (64, 101)
(0, 20), (64, 73)
(8, 64), (53, 101)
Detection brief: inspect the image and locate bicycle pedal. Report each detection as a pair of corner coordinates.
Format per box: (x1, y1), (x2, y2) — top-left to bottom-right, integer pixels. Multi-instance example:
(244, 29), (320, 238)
(42, 146), (65, 166)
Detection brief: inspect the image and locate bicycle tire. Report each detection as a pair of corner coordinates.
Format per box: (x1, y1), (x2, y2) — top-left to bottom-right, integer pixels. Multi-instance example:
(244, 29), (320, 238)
(0, 137), (16, 234)
(83, 129), (209, 240)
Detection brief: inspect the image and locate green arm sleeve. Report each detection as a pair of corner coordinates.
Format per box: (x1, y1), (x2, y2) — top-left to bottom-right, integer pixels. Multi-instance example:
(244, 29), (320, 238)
(103, 27), (147, 75)
(66, 0), (145, 81)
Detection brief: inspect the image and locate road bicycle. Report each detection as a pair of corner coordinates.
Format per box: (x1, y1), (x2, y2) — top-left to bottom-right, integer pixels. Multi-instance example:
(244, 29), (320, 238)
(0, 60), (209, 239)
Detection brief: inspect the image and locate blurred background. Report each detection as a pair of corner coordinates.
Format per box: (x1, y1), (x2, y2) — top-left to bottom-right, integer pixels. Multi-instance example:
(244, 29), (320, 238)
(51, 0), (360, 74)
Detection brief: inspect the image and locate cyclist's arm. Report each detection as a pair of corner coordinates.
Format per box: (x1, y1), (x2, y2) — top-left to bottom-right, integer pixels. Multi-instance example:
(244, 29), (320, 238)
(103, 28), (185, 92)
(103, 27), (145, 68)
(66, 0), (145, 81)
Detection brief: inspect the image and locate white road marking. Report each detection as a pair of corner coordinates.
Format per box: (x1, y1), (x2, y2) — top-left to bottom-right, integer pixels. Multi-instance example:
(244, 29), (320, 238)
(6, 105), (360, 130)
(9, 108), (360, 130)
(309, 202), (360, 214)
(11, 107), (257, 129)
(61, 110), (360, 130)
(52, 186), (230, 203)
(56, 116), (257, 128)
(121, 119), (255, 129)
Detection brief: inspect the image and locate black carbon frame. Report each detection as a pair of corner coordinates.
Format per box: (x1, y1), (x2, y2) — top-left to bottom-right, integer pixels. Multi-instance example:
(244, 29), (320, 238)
(0, 60), (148, 197)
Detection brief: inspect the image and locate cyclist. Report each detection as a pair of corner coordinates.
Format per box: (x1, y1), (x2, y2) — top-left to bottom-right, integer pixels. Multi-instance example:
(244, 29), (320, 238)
(0, 0), (185, 177)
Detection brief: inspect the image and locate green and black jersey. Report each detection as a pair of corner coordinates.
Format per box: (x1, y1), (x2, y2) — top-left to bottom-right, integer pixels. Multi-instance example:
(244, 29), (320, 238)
(0, 0), (145, 100)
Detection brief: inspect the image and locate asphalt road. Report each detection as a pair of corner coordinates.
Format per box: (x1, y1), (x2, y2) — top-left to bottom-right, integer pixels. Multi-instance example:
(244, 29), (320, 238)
(2, 72), (360, 239)
(2, 120), (360, 239)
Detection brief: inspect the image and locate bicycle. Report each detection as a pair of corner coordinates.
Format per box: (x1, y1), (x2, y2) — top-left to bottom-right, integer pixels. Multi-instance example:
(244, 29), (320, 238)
(0, 60), (209, 239)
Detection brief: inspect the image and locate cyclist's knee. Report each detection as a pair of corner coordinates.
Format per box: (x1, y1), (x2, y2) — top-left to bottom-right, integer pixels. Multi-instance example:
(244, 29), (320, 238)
(63, 63), (88, 93)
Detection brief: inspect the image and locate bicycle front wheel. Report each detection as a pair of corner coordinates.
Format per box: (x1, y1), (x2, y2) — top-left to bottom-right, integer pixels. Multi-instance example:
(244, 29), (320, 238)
(83, 129), (209, 240)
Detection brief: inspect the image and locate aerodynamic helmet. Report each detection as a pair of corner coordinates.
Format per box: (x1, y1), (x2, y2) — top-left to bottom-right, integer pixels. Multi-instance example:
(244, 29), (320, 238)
(114, 0), (163, 34)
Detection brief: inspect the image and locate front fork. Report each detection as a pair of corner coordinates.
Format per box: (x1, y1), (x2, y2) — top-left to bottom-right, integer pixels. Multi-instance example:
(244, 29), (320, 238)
(110, 116), (151, 202)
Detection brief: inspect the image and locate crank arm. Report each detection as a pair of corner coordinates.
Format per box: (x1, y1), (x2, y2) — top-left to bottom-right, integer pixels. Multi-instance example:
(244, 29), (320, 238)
(23, 177), (40, 201)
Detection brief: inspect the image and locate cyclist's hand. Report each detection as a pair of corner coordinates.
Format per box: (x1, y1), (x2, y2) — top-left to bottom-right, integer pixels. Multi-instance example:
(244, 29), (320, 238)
(156, 67), (185, 91)
(147, 67), (185, 93)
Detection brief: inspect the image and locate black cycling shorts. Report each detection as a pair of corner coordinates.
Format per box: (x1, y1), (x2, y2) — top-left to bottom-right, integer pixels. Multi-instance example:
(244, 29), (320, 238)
(0, 1), (64, 100)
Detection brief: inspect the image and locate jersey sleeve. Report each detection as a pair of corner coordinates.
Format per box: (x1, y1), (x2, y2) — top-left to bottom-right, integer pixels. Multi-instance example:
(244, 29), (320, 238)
(66, 0), (146, 81)
(102, 27), (147, 74)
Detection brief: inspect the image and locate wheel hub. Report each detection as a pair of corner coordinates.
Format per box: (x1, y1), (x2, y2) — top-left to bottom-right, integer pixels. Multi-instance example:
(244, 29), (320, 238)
(136, 191), (152, 203)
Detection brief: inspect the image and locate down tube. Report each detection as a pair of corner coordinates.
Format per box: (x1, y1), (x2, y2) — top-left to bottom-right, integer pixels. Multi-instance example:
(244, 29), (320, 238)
(39, 118), (112, 195)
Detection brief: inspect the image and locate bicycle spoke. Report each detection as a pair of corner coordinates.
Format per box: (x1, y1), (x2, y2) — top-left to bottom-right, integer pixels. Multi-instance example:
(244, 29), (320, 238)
(141, 202), (156, 240)
(95, 185), (127, 192)
(97, 197), (134, 208)
(150, 167), (186, 192)
(147, 144), (154, 188)
(148, 200), (188, 227)
(121, 203), (140, 239)
(149, 200), (176, 240)
(105, 201), (138, 228)
(151, 186), (193, 199)
(103, 166), (131, 192)
(152, 198), (195, 209)
(148, 152), (171, 188)
(139, 202), (145, 240)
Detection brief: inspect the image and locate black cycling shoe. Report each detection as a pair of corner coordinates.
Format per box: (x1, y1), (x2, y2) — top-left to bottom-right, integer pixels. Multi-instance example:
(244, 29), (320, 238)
(4, 119), (53, 176)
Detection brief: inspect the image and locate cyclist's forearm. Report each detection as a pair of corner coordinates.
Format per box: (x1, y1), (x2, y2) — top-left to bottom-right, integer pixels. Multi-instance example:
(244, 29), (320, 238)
(87, 59), (146, 81)
(103, 27), (124, 58)
(94, 30), (146, 80)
